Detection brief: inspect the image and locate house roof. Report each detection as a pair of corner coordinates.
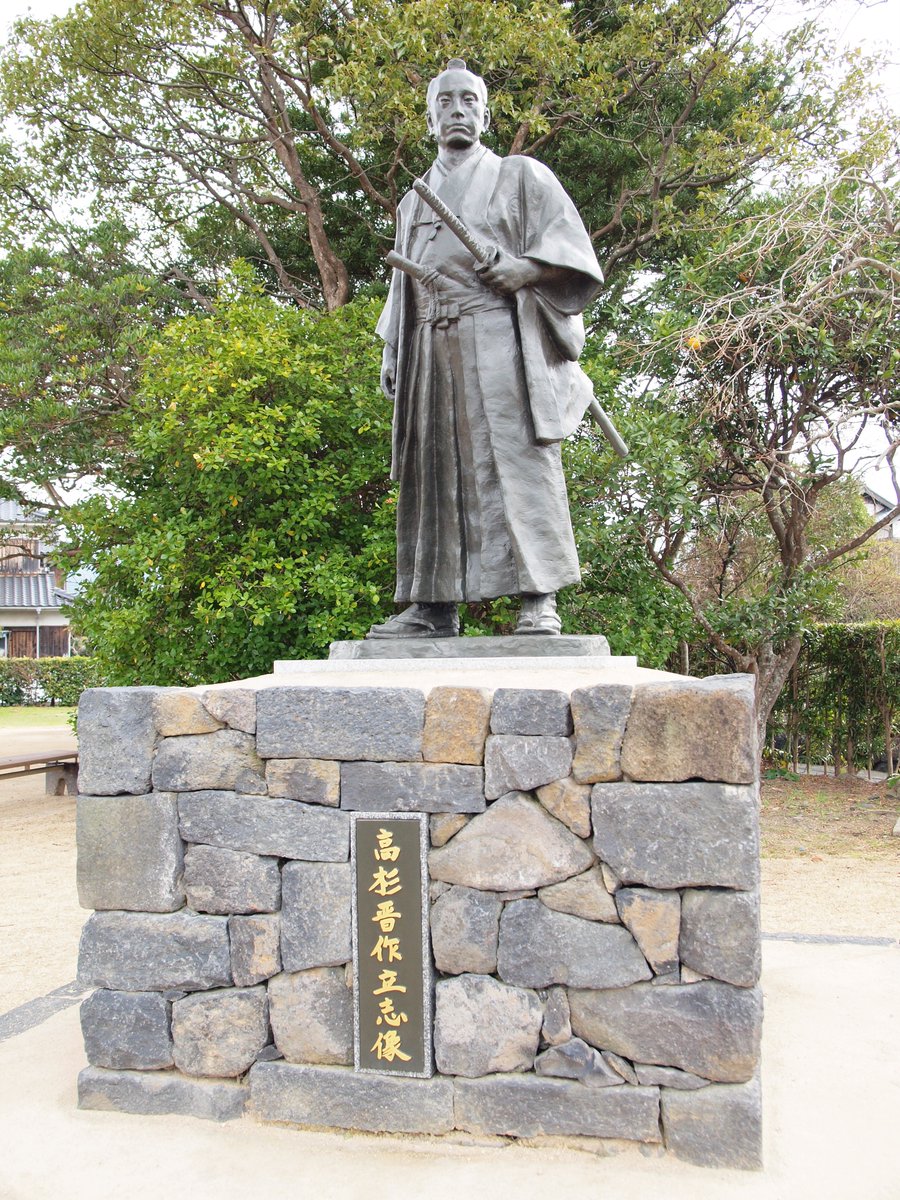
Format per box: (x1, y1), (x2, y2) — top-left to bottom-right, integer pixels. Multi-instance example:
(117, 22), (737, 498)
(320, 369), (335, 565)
(0, 573), (72, 609)
(0, 499), (51, 526)
(861, 485), (899, 515)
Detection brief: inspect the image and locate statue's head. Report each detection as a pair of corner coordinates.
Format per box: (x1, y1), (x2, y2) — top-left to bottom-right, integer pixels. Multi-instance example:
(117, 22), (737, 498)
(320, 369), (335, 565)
(426, 58), (489, 150)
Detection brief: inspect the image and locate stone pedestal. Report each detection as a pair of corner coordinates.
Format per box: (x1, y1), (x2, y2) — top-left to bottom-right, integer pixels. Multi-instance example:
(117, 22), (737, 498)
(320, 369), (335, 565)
(74, 653), (762, 1169)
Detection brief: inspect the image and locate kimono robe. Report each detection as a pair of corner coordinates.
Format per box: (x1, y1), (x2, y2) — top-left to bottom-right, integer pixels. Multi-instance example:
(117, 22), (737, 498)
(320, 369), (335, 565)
(377, 146), (603, 604)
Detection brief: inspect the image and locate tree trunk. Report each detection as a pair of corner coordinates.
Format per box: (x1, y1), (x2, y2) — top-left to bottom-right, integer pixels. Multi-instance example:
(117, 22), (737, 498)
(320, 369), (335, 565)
(753, 636), (803, 759)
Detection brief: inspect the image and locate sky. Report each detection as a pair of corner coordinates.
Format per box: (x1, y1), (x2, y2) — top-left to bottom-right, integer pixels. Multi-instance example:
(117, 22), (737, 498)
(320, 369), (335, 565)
(4, 0), (900, 97)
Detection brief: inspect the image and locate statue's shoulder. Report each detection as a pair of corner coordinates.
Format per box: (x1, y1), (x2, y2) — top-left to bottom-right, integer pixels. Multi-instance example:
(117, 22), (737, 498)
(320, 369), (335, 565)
(497, 152), (563, 191)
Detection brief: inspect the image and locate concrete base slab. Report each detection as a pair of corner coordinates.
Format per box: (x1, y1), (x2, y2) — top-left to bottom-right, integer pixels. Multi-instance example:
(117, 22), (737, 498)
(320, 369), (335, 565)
(0, 941), (898, 1198)
(327, 635), (611, 660)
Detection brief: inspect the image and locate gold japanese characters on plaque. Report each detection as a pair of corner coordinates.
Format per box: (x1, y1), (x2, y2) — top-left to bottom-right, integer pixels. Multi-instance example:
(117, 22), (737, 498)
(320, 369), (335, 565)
(351, 813), (432, 1077)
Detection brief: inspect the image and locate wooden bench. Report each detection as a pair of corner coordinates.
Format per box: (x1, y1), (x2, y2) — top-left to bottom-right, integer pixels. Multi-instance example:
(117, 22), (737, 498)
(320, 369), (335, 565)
(0, 752), (79, 794)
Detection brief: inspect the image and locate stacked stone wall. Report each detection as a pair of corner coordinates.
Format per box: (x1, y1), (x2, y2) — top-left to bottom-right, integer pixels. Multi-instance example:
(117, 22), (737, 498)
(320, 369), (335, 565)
(76, 672), (762, 1168)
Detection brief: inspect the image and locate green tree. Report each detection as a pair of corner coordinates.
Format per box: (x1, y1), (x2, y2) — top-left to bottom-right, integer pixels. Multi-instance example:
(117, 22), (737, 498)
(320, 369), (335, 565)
(0, 220), (183, 508)
(63, 277), (396, 684)
(590, 165), (900, 745)
(1, 0), (863, 309)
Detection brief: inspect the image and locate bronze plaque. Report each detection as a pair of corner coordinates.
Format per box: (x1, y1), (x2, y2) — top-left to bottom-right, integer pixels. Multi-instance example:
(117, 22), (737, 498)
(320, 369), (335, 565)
(351, 813), (432, 1077)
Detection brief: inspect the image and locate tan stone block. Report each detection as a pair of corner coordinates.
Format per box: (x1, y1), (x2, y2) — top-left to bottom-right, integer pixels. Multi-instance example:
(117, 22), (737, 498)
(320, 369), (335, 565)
(154, 690), (223, 736)
(621, 675), (757, 784)
(423, 686), (492, 765)
(538, 866), (620, 923)
(201, 687), (257, 734)
(601, 863), (622, 893)
(430, 813), (470, 847)
(536, 777), (592, 838)
(266, 758), (340, 806)
(616, 887), (681, 975)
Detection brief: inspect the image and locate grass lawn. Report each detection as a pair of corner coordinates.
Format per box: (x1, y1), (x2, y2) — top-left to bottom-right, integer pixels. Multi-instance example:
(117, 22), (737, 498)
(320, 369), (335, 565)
(761, 773), (898, 858)
(0, 706), (76, 729)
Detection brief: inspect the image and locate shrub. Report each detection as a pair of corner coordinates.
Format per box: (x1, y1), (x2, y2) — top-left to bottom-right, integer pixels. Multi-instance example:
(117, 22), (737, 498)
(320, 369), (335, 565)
(0, 656), (104, 706)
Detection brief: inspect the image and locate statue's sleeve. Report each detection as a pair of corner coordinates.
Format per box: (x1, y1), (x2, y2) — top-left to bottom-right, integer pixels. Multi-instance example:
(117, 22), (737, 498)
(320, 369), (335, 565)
(376, 193), (419, 348)
(492, 157), (603, 317)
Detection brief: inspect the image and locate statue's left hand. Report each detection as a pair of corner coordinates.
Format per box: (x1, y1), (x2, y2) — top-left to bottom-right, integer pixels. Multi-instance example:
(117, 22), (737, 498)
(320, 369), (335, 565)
(476, 250), (544, 295)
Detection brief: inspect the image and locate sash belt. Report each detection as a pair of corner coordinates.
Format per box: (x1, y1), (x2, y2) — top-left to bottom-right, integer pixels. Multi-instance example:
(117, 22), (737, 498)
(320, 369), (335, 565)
(415, 293), (513, 329)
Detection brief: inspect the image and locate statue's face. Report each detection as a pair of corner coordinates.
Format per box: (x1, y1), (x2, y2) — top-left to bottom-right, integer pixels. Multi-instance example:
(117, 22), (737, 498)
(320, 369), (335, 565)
(426, 69), (489, 150)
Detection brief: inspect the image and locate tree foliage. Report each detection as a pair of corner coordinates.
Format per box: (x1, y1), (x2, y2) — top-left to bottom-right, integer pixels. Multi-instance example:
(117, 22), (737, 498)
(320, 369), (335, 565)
(588, 165), (900, 742)
(1, 0), (861, 309)
(63, 279), (397, 684)
(769, 622), (900, 776)
(1, 0), (897, 704)
(0, 221), (183, 503)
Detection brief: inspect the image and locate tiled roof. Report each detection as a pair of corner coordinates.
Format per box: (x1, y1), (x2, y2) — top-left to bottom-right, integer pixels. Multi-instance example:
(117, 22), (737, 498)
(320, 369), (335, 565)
(0, 500), (50, 525)
(0, 573), (71, 610)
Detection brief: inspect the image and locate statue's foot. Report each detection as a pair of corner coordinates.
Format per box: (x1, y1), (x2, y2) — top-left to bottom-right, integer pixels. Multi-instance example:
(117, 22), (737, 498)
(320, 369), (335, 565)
(514, 592), (561, 636)
(366, 602), (460, 639)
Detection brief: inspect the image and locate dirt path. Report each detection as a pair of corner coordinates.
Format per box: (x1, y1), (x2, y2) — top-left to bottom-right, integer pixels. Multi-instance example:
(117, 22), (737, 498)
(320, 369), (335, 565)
(0, 778), (84, 1014)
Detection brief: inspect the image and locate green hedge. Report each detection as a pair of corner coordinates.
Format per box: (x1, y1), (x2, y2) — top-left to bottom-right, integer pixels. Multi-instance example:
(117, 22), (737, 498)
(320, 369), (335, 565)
(0, 656), (105, 706)
(768, 623), (899, 774)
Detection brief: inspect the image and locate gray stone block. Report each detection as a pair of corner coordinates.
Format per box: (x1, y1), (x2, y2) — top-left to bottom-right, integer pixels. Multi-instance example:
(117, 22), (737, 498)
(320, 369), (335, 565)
(266, 759), (340, 805)
(78, 911), (231, 992)
(77, 687), (159, 795)
(453, 1075), (661, 1140)
(183, 844), (280, 915)
(634, 1063), (711, 1090)
(592, 782), (759, 890)
(430, 886), (502, 975)
(570, 684), (632, 784)
(201, 686), (257, 734)
(490, 689), (572, 736)
(80, 990), (173, 1070)
(249, 1062), (454, 1133)
(433, 974), (543, 1076)
(340, 761), (485, 813)
(680, 888), (761, 987)
(429, 793), (593, 891)
(603, 1050), (638, 1084)
(541, 986), (572, 1046)
(178, 791), (349, 861)
(616, 887), (681, 975)
(422, 687), (491, 764)
(484, 735), (573, 799)
(497, 899), (651, 990)
(569, 981), (763, 1083)
(229, 914), (281, 987)
(538, 866), (619, 922)
(77, 793), (184, 913)
(268, 968), (352, 1065)
(535, 776), (592, 838)
(621, 675), (757, 785)
(535, 1037), (623, 1087)
(281, 862), (352, 971)
(662, 1074), (762, 1168)
(78, 1065), (247, 1121)
(172, 986), (269, 1077)
(154, 690), (223, 736)
(256, 687), (424, 762)
(152, 729), (266, 793)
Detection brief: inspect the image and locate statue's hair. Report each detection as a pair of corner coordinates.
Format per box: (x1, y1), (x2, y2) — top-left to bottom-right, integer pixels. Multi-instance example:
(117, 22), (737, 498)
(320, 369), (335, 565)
(426, 58), (488, 107)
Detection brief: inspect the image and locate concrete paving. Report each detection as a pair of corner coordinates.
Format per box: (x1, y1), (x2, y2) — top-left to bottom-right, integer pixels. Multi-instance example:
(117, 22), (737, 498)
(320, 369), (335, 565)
(0, 939), (897, 1200)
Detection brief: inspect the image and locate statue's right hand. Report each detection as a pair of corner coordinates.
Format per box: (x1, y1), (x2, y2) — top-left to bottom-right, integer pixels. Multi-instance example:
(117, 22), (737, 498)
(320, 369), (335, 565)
(381, 348), (397, 400)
